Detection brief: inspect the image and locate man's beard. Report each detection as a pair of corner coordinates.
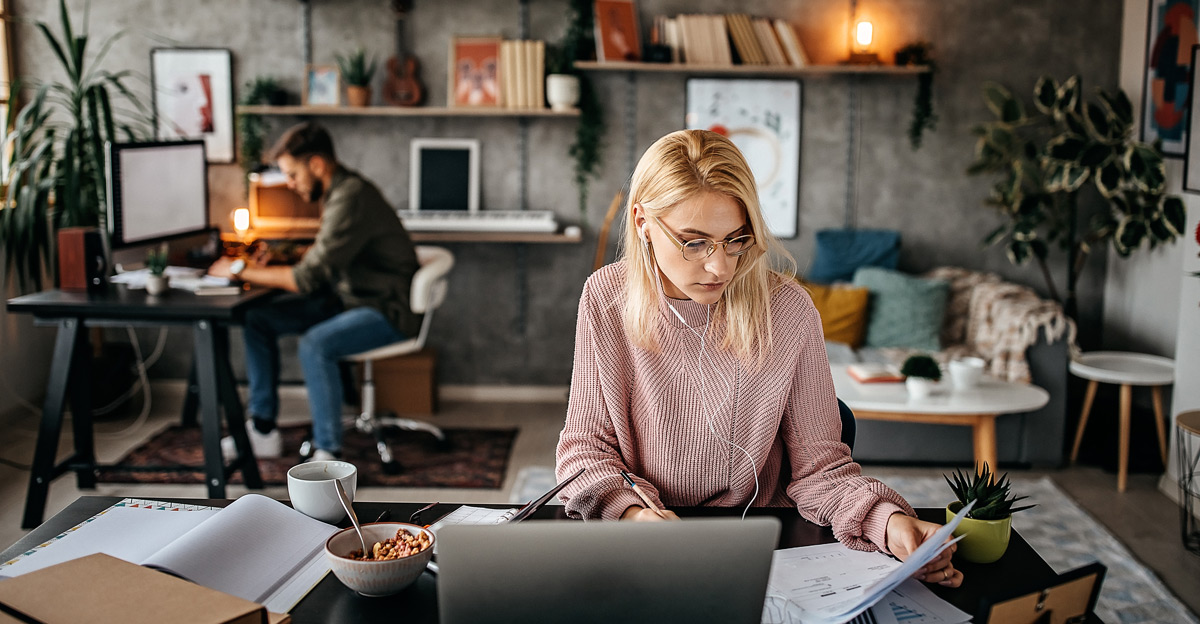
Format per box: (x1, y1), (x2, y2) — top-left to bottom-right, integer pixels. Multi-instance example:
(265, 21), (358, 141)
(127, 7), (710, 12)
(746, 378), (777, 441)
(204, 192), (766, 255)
(305, 179), (324, 203)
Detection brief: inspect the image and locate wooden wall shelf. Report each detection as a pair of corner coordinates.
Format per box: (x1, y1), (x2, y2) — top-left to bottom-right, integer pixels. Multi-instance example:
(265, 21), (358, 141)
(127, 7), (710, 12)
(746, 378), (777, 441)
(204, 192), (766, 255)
(573, 61), (929, 77)
(409, 230), (582, 244)
(236, 105), (579, 118)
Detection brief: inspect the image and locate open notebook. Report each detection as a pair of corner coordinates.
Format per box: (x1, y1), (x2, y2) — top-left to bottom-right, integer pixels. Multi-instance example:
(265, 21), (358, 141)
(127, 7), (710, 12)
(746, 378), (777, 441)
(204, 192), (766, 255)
(0, 495), (337, 612)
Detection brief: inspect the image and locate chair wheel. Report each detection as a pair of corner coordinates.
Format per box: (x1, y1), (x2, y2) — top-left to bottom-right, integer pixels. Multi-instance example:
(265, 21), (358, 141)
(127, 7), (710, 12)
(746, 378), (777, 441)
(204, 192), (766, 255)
(382, 461), (402, 475)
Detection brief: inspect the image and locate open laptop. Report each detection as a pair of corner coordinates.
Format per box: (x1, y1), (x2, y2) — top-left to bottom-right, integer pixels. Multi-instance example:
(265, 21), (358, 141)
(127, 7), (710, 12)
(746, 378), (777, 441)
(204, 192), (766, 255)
(436, 517), (781, 624)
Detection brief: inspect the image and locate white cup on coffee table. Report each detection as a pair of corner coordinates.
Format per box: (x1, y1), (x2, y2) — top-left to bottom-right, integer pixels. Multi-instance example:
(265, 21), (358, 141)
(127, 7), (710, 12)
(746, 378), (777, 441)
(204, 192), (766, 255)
(287, 460), (357, 524)
(949, 357), (986, 390)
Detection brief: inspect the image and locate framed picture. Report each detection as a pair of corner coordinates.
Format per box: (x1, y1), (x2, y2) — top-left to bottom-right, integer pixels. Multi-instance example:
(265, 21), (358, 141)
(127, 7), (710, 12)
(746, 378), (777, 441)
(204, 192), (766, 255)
(1142, 0), (1200, 157)
(594, 0), (641, 61)
(1186, 45), (1200, 191)
(304, 64), (342, 107)
(685, 79), (802, 238)
(150, 48), (234, 163)
(409, 138), (481, 212)
(449, 37), (502, 107)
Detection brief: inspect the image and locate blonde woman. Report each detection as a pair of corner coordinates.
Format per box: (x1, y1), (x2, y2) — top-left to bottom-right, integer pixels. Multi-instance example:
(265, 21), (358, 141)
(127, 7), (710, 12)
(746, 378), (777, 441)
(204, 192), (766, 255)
(555, 129), (962, 587)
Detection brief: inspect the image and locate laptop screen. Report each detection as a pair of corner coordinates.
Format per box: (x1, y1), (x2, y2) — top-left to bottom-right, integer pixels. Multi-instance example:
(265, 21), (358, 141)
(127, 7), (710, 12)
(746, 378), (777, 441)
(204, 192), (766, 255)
(436, 517), (780, 624)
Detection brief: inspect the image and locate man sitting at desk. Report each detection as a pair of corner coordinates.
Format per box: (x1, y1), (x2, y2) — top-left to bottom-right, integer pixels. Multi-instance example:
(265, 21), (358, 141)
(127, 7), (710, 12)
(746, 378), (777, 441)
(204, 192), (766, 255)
(209, 122), (419, 463)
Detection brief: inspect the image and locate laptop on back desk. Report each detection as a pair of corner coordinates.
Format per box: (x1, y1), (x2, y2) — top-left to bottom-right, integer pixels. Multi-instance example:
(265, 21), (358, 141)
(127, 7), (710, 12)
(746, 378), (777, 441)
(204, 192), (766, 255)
(436, 517), (781, 624)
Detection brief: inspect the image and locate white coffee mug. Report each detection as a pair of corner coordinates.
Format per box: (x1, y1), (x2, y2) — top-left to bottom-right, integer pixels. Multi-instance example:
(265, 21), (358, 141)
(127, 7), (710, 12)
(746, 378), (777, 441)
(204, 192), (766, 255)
(287, 460), (357, 523)
(949, 357), (986, 390)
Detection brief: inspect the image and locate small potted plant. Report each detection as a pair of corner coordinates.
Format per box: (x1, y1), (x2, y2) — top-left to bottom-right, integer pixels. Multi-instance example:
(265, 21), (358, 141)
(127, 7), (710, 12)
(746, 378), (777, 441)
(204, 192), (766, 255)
(900, 353), (942, 398)
(945, 463), (1035, 563)
(145, 243), (169, 296)
(336, 48), (377, 107)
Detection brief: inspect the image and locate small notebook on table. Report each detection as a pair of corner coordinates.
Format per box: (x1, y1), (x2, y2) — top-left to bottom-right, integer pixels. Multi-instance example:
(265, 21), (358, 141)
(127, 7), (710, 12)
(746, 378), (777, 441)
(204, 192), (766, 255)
(847, 363), (905, 383)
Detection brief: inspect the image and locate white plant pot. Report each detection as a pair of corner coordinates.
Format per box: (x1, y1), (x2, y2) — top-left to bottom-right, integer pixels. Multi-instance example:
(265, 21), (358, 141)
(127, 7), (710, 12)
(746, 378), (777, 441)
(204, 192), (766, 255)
(545, 74), (580, 111)
(906, 377), (936, 398)
(145, 274), (169, 296)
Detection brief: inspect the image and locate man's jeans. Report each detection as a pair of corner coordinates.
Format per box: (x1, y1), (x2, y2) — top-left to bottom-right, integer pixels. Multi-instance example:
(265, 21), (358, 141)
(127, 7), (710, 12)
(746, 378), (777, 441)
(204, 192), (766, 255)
(242, 294), (404, 453)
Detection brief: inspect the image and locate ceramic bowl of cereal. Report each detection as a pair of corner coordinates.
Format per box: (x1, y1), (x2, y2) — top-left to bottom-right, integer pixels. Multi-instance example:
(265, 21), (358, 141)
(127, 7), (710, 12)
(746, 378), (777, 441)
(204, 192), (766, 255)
(324, 522), (435, 596)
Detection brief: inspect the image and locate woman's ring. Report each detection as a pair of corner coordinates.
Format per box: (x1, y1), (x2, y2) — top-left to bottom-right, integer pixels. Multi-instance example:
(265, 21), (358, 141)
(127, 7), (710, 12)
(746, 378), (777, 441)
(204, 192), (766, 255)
(942, 569), (950, 581)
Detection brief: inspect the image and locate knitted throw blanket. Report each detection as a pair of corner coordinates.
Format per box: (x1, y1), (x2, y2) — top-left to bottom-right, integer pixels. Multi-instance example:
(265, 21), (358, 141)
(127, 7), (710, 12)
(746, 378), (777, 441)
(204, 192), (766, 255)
(924, 267), (1077, 383)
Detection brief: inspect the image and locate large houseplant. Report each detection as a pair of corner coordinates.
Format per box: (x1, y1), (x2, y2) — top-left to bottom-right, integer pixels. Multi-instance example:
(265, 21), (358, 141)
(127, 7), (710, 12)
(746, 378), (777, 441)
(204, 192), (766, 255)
(1, 0), (153, 293)
(551, 0), (605, 218)
(966, 75), (1186, 319)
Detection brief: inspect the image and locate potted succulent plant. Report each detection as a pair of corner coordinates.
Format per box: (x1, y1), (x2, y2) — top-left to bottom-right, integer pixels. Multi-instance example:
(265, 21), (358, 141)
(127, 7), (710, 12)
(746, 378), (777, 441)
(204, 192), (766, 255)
(944, 463), (1035, 563)
(900, 354), (942, 398)
(144, 243), (169, 296)
(336, 48), (378, 107)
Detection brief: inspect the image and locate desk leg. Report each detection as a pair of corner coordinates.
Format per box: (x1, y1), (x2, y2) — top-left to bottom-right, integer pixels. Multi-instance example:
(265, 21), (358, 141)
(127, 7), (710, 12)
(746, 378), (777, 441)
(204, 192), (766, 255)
(23, 318), (87, 529)
(193, 320), (227, 498)
(67, 325), (96, 490)
(214, 325), (262, 489)
(973, 415), (999, 476)
(181, 360), (199, 428)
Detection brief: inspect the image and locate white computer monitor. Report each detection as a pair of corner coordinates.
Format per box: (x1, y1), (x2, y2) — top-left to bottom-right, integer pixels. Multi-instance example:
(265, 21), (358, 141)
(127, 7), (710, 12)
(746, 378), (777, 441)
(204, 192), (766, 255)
(105, 140), (211, 248)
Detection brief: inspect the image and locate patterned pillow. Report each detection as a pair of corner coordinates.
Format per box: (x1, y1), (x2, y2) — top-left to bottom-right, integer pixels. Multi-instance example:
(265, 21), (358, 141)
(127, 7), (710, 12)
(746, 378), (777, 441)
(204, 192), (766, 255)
(799, 280), (870, 347)
(852, 267), (949, 351)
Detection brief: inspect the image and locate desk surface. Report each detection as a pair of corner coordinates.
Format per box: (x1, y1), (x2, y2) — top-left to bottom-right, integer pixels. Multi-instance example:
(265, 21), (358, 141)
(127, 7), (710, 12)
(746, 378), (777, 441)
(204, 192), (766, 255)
(1, 496), (1077, 624)
(6, 285), (275, 322)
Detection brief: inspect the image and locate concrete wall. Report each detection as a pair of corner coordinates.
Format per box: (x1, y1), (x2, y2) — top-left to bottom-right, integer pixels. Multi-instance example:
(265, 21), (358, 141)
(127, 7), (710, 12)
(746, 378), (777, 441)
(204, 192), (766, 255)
(6, 0), (1124, 388)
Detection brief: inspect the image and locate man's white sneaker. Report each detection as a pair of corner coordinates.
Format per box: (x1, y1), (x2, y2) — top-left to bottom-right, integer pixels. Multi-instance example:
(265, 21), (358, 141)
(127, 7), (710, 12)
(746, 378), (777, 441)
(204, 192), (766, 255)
(220, 420), (283, 461)
(306, 449), (341, 463)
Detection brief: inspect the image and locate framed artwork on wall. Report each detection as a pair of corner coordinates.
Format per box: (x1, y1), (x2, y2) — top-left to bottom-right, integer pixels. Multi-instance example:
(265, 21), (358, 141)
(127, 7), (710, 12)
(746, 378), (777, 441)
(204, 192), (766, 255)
(304, 64), (342, 106)
(594, 0), (641, 61)
(150, 48), (234, 163)
(409, 138), (481, 212)
(685, 78), (802, 238)
(449, 37), (502, 107)
(1142, 0), (1200, 157)
(1185, 45), (1200, 192)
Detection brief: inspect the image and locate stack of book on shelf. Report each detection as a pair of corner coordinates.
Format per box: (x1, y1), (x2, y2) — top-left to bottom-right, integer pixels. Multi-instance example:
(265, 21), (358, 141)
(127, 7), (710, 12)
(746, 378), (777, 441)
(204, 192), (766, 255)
(499, 39), (546, 110)
(652, 14), (809, 67)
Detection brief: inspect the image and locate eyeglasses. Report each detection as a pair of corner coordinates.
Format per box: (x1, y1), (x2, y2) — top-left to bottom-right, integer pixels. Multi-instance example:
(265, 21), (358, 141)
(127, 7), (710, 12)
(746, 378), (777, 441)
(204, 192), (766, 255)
(649, 216), (755, 262)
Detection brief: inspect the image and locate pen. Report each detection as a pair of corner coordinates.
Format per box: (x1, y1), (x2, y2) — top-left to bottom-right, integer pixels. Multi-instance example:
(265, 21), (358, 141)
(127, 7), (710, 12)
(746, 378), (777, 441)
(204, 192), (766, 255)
(620, 470), (667, 519)
(409, 501), (440, 526)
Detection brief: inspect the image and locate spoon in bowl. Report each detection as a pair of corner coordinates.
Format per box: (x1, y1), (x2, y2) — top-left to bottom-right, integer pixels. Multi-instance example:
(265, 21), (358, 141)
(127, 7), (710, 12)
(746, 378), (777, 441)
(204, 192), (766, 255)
(334, 479), (369, 556)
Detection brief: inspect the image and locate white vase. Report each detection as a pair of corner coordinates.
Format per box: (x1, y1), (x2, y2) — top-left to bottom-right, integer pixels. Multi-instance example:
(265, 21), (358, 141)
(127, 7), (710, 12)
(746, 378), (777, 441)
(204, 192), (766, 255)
(906, 377), (936, 398)
(145, 274), (169, 296)
(545, 74), (580, 111)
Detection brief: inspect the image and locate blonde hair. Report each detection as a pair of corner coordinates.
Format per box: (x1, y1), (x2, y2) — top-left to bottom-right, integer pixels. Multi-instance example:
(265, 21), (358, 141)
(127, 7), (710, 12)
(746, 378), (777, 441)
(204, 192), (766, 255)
(620, 129), (795, 365)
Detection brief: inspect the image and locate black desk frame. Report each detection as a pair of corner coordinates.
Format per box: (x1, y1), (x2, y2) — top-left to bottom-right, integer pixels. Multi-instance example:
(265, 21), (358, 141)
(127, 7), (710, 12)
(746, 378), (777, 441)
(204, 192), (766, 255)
(9, 288), (271, 528)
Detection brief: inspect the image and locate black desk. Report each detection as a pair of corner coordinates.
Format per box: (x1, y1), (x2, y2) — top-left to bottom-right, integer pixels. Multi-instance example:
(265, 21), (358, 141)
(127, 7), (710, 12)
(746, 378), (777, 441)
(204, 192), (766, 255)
(6, 286), (275, 528)
(0, 496), (1099, 624)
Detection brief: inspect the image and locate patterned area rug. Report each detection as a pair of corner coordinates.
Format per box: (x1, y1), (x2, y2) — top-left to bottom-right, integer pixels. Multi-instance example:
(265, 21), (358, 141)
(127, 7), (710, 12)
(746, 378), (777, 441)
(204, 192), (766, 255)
(511, 468), (1197, 623)
(882, 476), (1198, 624)
(98, 424), (518, 489)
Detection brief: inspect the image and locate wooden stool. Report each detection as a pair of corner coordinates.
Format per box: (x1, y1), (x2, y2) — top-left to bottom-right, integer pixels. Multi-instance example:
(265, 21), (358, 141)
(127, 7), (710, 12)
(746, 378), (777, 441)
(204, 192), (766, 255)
(1069, 351), (1175, 492)
(1178, 410), (1200, 554)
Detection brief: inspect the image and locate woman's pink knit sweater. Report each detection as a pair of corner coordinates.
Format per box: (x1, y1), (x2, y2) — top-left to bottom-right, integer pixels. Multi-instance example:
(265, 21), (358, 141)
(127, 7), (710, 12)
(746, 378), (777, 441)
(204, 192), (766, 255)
(555, 262), (914, 552)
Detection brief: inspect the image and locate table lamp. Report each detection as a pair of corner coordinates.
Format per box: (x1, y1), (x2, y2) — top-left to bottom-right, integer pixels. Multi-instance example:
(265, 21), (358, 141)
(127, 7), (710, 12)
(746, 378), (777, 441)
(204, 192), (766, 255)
(847, 18), (880, 64)
(232, 207), (251, 241)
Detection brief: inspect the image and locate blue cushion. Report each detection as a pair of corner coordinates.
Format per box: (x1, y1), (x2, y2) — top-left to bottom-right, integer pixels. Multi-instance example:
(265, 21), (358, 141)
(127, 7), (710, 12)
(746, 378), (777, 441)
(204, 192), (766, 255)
(807, 229), (901, 284)
(852, 267), (948, 351)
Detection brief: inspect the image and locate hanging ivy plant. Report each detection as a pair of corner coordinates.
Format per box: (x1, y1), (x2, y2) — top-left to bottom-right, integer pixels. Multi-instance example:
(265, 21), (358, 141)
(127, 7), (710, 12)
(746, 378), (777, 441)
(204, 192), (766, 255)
(237, 76), (285, 191)
(895, 41), (937, 150)
(553, 0), (605, 217)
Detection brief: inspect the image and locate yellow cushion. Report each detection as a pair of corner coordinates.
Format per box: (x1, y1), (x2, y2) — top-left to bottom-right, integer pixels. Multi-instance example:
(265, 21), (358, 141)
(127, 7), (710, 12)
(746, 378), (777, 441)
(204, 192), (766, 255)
(800, 280), (870, 348)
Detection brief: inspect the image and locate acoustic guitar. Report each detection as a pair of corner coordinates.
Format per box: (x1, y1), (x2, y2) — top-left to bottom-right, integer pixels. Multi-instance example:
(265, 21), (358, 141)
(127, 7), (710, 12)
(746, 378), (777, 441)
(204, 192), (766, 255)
(382, 0), (424, 107)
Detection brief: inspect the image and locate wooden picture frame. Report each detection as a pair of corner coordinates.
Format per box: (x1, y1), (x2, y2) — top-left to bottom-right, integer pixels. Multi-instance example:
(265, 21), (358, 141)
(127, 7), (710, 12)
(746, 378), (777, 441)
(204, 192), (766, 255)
(594, 0), (641, 61)
(1185, 45), (1200, 192)
(304, 64), (342, 107)
(150, 48), (234, 163)
(408, 138), (481, 212)
(449, 36), (502, 107)
(1141, 0), (1199, 157)
(685, 78), (802, 238)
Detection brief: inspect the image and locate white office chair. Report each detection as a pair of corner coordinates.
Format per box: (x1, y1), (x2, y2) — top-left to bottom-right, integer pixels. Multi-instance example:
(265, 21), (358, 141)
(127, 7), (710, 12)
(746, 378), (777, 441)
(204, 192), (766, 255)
(341, 246), (454, 473)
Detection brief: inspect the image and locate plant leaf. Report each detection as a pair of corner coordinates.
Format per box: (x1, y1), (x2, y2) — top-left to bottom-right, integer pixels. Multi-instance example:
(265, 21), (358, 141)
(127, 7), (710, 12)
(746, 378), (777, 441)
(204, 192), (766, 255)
(1047, 134), (1087, 161)
(1095, 160), (1123, 197)
(983, 82), (1014, 119)
(1033, 76), (1058, 113)
(1162, 196), (1186, 236)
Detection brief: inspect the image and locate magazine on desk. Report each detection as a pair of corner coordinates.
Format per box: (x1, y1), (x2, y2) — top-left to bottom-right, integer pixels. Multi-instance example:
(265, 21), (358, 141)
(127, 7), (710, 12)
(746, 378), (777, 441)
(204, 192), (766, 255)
(0, 494), (337, 613)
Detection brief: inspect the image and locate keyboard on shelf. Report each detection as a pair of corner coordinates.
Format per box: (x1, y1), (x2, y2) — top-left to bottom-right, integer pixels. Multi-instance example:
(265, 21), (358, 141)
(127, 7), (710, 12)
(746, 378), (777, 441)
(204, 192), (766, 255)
(399, 210), (558, 233)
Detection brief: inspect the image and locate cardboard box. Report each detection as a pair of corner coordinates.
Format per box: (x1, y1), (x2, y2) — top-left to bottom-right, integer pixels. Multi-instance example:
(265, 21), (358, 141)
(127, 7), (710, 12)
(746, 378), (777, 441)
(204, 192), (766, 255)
(0, 553), (290, 624)
(365, 347), (438, 415)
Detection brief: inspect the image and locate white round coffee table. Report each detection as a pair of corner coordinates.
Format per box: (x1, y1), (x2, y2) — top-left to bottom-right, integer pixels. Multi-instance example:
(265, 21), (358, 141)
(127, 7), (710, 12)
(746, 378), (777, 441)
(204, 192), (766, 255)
(830, 368), (1049, 473)
(1068, 351), (1175, 492)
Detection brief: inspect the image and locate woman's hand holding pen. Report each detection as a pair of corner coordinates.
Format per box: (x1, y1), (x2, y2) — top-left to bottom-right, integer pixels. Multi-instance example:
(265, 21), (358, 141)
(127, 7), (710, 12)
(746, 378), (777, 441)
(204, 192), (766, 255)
(621, 506), (680, 521)
(885, 513), (963, 588)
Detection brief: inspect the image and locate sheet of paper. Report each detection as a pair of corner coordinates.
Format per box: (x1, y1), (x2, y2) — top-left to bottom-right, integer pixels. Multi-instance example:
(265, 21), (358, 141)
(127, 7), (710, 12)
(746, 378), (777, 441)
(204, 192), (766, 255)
(142, 494), (338, 606)
(867, 579), (972, 624)
(427, 505), (517, 554)
(0, 499), (219, 579)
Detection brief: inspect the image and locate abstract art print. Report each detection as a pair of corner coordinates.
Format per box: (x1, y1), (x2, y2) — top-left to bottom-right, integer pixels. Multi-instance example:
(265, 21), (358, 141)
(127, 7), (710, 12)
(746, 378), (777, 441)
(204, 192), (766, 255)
(151, 48), (234, 163)
(1143, 0), (1200, 157)
(685, 79), (801, 238)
